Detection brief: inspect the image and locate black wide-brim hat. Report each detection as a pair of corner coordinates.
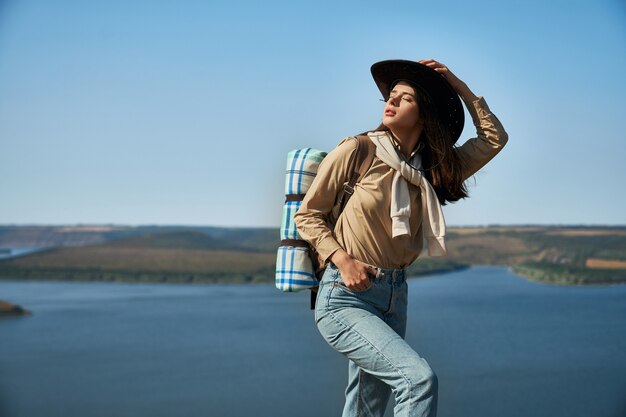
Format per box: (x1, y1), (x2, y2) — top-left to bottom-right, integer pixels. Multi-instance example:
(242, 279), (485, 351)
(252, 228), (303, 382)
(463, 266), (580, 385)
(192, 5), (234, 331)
(371, 59), (464, 143)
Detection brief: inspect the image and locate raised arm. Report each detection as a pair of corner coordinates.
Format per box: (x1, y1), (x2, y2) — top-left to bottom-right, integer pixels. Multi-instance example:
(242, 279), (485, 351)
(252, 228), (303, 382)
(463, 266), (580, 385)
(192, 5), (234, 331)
(455, 94), (508, 180)
(418, 59), (509, 180)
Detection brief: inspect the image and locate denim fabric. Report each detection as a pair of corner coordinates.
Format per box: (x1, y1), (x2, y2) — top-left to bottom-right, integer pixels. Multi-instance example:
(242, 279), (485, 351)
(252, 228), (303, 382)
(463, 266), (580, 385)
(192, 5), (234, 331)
(315, 263), (438, 417)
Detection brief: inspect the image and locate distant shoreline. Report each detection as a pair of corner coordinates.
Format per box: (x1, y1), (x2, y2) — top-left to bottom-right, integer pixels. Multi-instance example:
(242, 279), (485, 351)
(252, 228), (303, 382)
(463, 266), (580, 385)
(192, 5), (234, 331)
(3, 264), (625, 287)
(0, 263), (470, 285)
(0, 299), (31, 316)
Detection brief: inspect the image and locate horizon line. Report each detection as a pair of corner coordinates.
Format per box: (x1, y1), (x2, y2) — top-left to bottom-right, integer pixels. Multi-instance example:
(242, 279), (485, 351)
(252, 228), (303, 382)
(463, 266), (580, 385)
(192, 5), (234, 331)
(1, 223), (625, 229)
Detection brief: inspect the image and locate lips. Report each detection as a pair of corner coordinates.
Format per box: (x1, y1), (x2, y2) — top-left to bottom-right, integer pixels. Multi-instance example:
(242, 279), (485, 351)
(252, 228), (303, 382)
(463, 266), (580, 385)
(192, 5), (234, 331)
(385, 109), (396, 116)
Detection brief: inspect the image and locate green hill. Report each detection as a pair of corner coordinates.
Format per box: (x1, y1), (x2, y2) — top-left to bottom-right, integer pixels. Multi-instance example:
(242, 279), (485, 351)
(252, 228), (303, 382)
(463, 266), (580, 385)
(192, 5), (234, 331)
(0, 225), (278, 252)
(0, 230), (276, 284)
(102, 230), (241, 250)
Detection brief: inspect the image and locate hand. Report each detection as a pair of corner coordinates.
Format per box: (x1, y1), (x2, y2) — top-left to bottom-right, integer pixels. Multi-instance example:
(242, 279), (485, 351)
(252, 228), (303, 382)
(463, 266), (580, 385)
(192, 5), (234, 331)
(418, 59), (468, 96)
(330, 249), (377, 292)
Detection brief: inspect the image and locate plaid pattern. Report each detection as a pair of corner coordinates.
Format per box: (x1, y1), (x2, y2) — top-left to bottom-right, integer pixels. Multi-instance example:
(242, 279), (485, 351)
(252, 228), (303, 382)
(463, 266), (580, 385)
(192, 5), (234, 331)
(280, 200), (303, 240)
(275, 245), (317, 292)
(276, 147), (327, 292)
(284, 148), (327, 195)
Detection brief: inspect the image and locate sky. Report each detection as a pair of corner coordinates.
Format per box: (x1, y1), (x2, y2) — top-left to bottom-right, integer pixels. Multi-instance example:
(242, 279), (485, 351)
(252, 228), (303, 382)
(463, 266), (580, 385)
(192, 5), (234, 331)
(0, 0), (624, 228)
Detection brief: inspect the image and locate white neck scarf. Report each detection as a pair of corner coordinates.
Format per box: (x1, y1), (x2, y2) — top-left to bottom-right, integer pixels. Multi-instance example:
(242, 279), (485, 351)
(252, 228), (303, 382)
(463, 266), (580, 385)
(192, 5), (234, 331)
(367, 131), (447, 257)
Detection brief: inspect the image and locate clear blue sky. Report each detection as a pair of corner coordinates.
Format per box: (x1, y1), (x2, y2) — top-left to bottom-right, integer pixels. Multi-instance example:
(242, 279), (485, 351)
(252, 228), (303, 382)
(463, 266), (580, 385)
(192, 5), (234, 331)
(1, 0), (624, 227)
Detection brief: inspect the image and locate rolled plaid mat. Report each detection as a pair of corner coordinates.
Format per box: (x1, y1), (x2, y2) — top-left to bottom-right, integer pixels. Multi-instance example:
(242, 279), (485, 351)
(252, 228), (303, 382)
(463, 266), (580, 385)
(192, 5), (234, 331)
(275, 245), (317, 291)
(276, 147), (327, 292)
(284, 148), (327, 196)
(280, 200), (302, 241)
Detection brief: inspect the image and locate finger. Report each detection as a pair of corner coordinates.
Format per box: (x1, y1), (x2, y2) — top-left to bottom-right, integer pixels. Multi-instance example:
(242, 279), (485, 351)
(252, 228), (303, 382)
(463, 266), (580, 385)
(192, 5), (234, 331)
(359, 273), (369, 290)
(421, 59), (444, 67)
(425, 63), (445, 71)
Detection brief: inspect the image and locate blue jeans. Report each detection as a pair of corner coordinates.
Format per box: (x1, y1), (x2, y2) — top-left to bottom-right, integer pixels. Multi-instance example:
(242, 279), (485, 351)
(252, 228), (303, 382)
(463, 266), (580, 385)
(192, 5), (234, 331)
(315, 263), (438, 417)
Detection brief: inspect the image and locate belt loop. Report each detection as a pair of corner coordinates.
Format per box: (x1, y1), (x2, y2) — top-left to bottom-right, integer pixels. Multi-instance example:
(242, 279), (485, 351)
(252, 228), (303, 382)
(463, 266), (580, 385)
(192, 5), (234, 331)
(391, 268), (405, 284)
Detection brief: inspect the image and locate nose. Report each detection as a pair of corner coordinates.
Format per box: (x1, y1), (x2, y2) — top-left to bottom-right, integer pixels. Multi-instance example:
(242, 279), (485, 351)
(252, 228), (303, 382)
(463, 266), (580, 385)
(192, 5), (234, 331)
(386, 95), (398, 106)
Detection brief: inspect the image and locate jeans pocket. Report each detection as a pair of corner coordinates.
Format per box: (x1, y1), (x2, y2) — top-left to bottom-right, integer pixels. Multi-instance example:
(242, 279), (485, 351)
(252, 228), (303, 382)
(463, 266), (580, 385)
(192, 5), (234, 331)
(334, 274), (374, 294)
(318, 266), (337, 286)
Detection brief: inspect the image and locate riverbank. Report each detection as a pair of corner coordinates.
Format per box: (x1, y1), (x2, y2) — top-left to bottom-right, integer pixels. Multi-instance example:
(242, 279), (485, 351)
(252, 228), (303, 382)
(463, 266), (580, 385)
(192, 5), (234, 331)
(0, 299), (31, 316)
(512, 262), (626, 285)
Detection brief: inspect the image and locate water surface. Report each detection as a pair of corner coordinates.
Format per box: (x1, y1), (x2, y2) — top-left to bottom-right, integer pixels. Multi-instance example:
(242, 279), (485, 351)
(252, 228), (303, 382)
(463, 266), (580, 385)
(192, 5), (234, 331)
(1, 266), (625, 417)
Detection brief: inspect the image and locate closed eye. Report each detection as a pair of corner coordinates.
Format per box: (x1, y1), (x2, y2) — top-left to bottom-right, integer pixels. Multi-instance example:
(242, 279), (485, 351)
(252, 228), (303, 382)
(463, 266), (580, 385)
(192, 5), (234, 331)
(388, 93), (414, 103)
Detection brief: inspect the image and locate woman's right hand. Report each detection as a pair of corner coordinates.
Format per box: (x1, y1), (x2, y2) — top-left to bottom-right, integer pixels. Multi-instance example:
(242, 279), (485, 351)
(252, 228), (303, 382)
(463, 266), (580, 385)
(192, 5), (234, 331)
(330, 249), (378, 292)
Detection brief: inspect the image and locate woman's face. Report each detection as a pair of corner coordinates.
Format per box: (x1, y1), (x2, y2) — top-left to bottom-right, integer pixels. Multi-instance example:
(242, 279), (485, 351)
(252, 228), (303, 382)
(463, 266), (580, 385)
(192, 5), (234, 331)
(382, 81), (423, 132)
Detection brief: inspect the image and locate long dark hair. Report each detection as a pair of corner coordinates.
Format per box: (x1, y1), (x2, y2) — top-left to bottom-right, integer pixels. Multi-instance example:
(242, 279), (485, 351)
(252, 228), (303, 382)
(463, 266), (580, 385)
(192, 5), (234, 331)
(368, 85), (470, 206)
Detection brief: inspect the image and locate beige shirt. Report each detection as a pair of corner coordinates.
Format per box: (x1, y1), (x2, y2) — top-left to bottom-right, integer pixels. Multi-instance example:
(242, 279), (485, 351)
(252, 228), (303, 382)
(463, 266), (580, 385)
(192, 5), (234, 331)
(293, 96), (508, 269)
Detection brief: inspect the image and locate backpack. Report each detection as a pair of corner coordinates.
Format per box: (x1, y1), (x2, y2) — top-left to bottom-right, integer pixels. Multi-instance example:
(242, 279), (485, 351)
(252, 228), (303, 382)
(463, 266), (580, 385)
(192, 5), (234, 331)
(276, 135), (376, 310)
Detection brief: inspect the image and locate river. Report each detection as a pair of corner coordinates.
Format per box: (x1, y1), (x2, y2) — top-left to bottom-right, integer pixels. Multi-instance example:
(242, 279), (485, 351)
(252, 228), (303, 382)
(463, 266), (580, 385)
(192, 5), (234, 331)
(1, 266), (625, 417)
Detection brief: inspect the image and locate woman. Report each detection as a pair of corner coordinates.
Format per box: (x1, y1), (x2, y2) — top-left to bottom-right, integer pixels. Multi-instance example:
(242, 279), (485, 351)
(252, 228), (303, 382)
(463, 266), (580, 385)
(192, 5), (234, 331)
(293, 59), (508, 417)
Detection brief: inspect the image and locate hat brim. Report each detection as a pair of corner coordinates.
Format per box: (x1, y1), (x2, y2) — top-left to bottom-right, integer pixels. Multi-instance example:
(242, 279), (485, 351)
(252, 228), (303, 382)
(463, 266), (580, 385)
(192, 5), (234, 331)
(371, 60), (464, 143)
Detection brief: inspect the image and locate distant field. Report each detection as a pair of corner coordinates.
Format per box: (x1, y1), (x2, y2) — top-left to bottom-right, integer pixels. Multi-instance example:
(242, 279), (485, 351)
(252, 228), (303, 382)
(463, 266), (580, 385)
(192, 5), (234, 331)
(6, 246), (275, 273)
(449, 226), (547, 235)
(445, 234), (532, 265)
(585, 258), (626, 270)
(546, 230), (626, 236)
(0, 229), (278, 283)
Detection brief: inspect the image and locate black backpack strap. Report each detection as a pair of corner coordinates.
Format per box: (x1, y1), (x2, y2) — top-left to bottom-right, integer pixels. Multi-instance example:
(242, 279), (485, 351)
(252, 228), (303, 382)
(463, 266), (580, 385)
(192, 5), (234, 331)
(335, 135), (377, 214)
(310, 287), (317, 310)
